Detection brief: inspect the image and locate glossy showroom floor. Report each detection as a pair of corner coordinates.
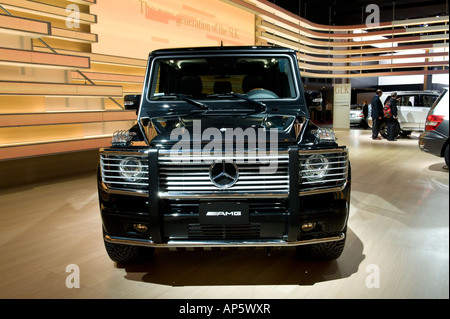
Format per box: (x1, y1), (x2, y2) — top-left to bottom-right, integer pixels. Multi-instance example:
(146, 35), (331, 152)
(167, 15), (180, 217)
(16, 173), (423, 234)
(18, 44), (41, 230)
(0, 128), (448, 299)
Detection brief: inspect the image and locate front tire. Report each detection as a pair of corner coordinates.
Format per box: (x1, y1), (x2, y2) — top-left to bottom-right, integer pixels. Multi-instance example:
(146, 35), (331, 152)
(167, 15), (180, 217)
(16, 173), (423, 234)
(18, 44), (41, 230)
(103, 232), (154, 264)
(296, 233), (346, 261)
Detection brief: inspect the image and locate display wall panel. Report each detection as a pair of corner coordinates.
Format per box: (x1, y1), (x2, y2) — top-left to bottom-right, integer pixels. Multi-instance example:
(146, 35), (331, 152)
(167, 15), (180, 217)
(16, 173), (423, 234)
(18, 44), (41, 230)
(0, 1), (134, 160)
(0, 13), (51, 37)
(49, 26), (98, 43)
(31, 47), (148, 67)
(71, 71), (144, 84)
(90, 0), (255, 60)
(0, 137), (111, 160)
(0, 123), (85, 145)
(0, 81), (123, 96)
(0, 110), (136, 127)
(0, 96), (45, 113)
(1, 0), (97, 25)
(0, 47), (90, 69)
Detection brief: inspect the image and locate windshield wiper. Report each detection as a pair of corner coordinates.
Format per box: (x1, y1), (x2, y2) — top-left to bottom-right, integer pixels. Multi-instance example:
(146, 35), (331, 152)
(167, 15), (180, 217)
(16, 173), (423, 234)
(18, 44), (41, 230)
(154, 93), (209, 110)
(207, 93), (266, 112)
(232, 93), (266, 112)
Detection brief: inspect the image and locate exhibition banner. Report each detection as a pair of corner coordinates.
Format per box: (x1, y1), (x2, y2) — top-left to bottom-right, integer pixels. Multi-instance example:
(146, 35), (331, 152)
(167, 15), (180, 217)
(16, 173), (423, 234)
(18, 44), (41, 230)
(91, 0), (255, 59)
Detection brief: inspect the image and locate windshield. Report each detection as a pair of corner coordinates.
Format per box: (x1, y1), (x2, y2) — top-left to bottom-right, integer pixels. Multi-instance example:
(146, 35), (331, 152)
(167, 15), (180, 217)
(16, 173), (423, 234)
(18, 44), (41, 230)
(148, 55), (298, 100)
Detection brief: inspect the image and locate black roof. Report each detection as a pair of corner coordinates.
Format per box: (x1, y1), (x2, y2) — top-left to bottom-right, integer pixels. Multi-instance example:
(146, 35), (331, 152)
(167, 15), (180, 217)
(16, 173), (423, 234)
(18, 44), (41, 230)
(150, 45), (296, 56)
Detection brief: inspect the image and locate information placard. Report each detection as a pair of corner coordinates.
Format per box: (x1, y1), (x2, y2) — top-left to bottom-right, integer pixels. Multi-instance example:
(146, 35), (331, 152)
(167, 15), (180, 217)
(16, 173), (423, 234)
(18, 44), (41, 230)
(333, 83), (351, 130)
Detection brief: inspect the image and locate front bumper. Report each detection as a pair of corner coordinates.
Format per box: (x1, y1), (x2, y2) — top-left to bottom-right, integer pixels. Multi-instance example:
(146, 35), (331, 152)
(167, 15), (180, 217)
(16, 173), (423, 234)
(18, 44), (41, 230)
(350, 116), (364, 125)
(419, 130), (447, 157)
(104, 233), (346, 248)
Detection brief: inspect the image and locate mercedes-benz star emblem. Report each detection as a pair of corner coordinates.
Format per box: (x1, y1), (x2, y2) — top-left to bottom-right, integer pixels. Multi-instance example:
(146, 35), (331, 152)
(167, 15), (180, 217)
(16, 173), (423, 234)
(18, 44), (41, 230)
(209, 160), (239, 189)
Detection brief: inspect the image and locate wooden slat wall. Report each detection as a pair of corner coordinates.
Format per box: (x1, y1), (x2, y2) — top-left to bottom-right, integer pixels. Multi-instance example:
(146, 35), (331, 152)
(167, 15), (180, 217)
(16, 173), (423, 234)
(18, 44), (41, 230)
(0, 47), (90, 69)
(0, 0), (144, 161)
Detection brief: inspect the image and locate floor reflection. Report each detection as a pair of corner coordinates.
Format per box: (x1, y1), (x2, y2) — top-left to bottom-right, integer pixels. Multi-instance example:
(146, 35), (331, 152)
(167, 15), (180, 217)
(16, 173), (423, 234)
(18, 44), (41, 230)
(121, 228), (365, 287)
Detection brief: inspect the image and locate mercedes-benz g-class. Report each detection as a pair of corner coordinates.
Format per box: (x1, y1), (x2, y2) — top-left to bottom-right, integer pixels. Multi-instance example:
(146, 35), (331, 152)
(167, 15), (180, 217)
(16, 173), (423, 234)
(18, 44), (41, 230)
(98, 46), (351, 263)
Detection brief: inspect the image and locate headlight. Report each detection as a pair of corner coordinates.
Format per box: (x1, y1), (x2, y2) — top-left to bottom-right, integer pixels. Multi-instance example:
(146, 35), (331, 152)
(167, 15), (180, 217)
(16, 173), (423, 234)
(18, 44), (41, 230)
(119, 157), (144, 182)
(313, 128), (336, 143)
(298, 148), (349, 194)
(301, 154), (330, 181)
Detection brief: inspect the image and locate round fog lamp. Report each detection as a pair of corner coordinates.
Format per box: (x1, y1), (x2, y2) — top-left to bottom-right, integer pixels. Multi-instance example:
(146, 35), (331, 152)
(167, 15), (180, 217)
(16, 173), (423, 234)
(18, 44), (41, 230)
(301, 222), (316, 232)
(119, 157), (144, 182)
(133, 223), (148, 233)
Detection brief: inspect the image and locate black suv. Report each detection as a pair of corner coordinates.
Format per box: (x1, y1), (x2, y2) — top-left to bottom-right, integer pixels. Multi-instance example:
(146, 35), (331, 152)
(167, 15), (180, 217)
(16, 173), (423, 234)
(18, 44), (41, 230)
(97, 46), (351, 263)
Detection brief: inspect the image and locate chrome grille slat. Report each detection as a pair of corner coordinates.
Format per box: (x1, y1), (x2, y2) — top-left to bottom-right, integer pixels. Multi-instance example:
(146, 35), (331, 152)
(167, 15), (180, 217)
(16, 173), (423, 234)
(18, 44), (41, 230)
(299, 166), (347, 173)
(160, 174), (287, 180)
(164, 179), (288, 185)
(300, 160), (347, 167)
(302, 177), (347, 185)
(158, 161), (290, 166)
(101, 181), (149, 186)
(102, 171), (149, 178)
(164, 185), (290, 191)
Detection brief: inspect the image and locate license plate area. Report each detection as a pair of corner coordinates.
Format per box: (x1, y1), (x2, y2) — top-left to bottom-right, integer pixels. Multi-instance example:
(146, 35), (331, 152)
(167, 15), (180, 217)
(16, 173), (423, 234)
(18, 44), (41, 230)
(199, 201), (249, 225)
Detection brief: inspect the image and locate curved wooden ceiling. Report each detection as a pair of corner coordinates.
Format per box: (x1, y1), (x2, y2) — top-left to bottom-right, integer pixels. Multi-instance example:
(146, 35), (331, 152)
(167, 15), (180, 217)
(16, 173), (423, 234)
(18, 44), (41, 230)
(228, 0), (449, 78)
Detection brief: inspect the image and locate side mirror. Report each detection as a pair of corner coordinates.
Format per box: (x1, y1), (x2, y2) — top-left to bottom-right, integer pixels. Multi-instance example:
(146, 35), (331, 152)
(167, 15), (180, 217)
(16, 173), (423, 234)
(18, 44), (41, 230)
(124, 95), (141, 113)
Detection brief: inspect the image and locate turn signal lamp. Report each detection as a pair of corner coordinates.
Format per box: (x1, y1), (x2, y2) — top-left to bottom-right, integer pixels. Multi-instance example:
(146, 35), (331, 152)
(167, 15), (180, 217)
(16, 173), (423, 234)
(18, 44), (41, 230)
(112, 130), (136, 147)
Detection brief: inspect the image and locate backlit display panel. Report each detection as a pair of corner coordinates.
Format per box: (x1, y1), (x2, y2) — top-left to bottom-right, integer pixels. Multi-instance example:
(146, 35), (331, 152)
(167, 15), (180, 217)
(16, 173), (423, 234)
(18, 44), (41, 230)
(91, 0), (255, 59)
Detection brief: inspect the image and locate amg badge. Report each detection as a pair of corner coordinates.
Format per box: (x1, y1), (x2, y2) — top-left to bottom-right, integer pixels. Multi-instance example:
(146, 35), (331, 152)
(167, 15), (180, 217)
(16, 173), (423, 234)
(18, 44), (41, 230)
(199, 201), (249, 224)
(206, 211), (242, 216)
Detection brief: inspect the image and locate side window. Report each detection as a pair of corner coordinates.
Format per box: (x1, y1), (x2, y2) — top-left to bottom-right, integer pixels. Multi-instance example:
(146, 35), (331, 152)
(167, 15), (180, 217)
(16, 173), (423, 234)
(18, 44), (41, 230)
(421, 95), (437, 107)
(399, 95), (415, 107)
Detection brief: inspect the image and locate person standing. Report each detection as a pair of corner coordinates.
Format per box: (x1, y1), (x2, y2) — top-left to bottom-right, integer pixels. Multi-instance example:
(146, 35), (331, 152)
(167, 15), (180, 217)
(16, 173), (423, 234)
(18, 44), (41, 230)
(325, 100), (332, 123)
(385, 92), (399, 141)
(362, 100), (369, 129)
(371, 89), (383, 140)
(316, 102), (323, 123)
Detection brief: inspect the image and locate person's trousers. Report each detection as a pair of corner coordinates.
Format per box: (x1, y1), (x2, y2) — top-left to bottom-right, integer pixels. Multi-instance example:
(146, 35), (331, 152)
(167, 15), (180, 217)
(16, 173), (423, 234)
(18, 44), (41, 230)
(387, 118), (399, 140)
(372, 118), (382, 138)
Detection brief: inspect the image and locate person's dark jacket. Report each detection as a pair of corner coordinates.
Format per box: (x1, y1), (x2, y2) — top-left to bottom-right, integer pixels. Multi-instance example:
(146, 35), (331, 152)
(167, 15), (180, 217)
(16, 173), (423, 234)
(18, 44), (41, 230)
(371, 94), (383, 118)
(363, 103), (368, 118)
(384, 96), (398, 118)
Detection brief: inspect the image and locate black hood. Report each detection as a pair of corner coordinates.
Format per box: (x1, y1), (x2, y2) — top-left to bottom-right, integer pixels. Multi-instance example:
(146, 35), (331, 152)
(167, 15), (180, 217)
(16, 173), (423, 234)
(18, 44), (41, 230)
(148, 115), (299, 149)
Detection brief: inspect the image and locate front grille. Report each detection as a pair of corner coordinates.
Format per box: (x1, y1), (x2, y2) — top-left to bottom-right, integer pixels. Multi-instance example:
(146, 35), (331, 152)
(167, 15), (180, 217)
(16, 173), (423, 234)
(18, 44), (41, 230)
(158, 152), (289, 198)
(100, 152), (149, 193)
(188, 223), (262, 239)
(298, 148), (349, 194)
